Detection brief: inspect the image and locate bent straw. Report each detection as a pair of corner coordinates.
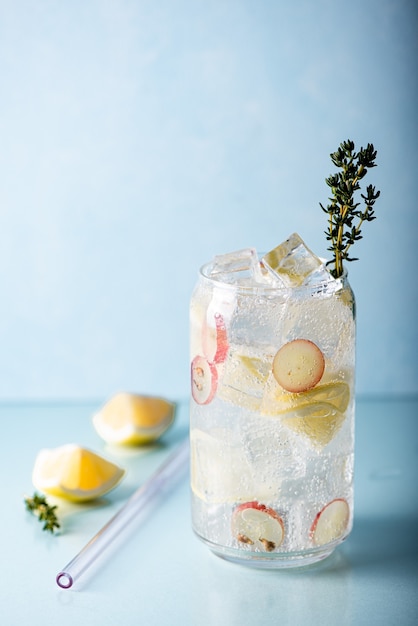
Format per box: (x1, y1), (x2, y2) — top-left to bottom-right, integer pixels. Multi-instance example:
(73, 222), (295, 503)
(56, 438), (189, 589)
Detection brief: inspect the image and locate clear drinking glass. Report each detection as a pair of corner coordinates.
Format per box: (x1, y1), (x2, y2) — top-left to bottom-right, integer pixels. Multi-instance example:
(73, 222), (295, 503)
(189, 245), (355, 568)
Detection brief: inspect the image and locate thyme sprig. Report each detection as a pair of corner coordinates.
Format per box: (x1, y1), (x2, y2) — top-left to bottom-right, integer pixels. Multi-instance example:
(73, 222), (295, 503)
(320, 139), (380, 278)
(24, 492), (61, 534)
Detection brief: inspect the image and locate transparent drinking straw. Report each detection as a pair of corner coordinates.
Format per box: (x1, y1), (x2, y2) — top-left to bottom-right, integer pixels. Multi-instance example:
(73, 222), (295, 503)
(56, 438), (189, 589)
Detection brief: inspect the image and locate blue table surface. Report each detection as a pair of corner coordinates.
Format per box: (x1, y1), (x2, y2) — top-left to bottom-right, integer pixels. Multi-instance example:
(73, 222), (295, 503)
(1, 396), (417, 626)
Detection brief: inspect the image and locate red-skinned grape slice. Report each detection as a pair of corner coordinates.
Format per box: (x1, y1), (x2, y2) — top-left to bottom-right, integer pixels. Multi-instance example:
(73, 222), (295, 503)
(310, 498), (350, 546)
(202, 312), (229, 364)
(273, 339), (325, 393)
(191, 355), (218, 405)
(232, 501), (284, 552)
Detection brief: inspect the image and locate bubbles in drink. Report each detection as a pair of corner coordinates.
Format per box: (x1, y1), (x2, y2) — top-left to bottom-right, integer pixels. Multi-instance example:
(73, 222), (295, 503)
(190, 234), (355, 566)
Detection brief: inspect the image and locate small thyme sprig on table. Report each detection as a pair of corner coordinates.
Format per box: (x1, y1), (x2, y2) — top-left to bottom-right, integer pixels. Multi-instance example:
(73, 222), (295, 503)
(24, 492), (61, 534)
(320, 139), (380, 278)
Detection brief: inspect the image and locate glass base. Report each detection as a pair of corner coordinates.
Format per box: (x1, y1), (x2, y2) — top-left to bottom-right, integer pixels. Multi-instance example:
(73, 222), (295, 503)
(196, 533), (345, 570)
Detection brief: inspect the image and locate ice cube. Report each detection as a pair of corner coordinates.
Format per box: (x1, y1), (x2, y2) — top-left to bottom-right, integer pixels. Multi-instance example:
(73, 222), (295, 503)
(190, 428), (281, 503)
(240, 415), (307, 482)
(306, 453), (354, 495)
(262, 233), (328, 287)
(209, 248), (265, 284)
(217, 345), (273, 410)
(274, 290), (356, 373)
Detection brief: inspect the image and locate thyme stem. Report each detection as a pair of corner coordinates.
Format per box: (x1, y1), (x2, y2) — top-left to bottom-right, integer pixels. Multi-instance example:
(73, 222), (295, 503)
(320, 140), (380, 278)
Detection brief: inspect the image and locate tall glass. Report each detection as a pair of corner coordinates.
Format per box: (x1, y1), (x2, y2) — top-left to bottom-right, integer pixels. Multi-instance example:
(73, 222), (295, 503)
(189, 249), (355, 568)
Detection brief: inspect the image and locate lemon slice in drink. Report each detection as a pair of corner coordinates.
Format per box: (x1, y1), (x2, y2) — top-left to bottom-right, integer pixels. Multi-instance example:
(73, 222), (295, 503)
(93, 393), (175, 445)
(32, 444), (125, 502)
(261, 380), (350, 416)
(306, 381), (350, 412)
(260, 379), (349, 447)
(283, 402), (346, 447)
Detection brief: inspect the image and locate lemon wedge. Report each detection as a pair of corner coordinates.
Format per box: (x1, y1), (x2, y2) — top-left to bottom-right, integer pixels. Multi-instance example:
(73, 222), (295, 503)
(32, 444), (125, 502)
(92, 393), (175, 445)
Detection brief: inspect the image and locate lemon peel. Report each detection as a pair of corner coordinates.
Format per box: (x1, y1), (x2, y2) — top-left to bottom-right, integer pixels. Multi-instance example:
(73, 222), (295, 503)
(32, 444), (125, 502)
(92, 393), (175, 445)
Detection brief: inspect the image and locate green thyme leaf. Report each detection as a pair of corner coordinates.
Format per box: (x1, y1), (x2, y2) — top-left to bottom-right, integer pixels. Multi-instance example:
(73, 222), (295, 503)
(24, 492), (60, 534)
(321, 140), (380, 277)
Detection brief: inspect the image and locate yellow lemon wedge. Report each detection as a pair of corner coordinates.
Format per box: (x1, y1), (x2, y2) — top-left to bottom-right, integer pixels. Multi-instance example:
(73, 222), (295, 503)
(32, 444), (125, 502)
(92, 393), (176, 445)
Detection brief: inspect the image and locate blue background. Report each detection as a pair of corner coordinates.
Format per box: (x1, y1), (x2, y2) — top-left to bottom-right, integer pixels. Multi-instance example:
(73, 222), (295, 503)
(0, 0), (417, 401)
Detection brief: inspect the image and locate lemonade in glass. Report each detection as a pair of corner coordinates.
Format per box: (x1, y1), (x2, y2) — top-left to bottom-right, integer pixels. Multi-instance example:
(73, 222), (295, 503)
(189, 235), (355, 567)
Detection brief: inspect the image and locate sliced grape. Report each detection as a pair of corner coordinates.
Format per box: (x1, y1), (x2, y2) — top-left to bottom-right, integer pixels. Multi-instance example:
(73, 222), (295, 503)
(202, 312), (229, 364)
(273, 339), (325, 393)
(310, 498), (350, 546)
(232, 502), (284, 552)
(191, 356), (218, 405)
